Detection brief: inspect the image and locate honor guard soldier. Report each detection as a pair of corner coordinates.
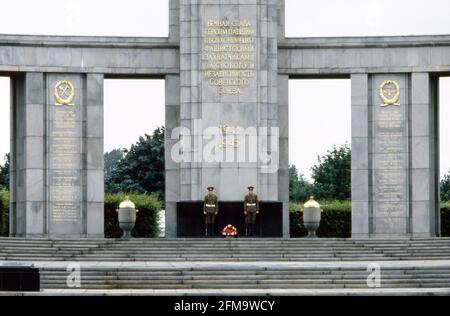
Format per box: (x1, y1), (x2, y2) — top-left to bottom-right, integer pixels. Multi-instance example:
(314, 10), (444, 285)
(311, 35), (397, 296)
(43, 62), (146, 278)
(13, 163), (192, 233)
(203, 186), (219, 237)
(244, 186), (259, 237)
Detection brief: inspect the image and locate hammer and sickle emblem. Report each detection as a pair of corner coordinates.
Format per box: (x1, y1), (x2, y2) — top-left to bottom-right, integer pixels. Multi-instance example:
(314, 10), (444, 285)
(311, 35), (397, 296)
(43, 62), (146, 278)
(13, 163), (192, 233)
(54, 80), (75, 105)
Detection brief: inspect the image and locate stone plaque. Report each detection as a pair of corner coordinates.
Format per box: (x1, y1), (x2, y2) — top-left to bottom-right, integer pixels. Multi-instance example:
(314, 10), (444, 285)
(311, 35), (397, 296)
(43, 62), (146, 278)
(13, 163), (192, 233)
(48, 78), (82, 229)
(203, 19), (256, 96)
(372, 76), (408, 234)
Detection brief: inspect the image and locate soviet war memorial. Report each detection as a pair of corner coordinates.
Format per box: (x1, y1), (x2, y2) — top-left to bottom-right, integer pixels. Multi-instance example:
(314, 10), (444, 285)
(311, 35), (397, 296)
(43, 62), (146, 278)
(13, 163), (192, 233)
(1, 0), (450, 304)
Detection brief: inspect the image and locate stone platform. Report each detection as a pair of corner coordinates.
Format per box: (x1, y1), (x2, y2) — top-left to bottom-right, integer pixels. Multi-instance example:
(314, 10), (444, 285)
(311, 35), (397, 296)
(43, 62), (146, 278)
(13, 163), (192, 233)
(1, 238), (450, 295)
(3, 288), (450, 296)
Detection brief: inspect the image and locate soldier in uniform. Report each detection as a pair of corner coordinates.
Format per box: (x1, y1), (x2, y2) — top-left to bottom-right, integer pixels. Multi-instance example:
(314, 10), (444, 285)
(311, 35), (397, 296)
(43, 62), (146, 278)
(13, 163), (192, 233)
(203, 186), (219, 237)
(244, 186), (259, 237)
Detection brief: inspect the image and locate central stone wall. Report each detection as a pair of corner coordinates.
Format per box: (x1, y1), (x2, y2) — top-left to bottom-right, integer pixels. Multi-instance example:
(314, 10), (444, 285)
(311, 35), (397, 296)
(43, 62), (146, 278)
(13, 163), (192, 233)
(164, 0), (285, 237)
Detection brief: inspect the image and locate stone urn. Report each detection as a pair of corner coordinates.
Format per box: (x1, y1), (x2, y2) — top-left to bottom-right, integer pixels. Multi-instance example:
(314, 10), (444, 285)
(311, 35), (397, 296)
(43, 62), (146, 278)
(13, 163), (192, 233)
(116, 196), (139, 238)
(302, 196), (322, 238)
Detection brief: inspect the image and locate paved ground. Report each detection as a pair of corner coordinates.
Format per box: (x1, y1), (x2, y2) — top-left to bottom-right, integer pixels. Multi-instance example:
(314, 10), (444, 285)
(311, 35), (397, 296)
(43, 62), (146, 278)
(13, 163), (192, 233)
(2, 259), (450, 270)
(1, 288), (450, 296)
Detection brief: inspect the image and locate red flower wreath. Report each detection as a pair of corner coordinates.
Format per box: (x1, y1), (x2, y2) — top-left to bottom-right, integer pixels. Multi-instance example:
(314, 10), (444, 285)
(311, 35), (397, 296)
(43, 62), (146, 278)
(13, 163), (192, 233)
(222, 224), (238, 237)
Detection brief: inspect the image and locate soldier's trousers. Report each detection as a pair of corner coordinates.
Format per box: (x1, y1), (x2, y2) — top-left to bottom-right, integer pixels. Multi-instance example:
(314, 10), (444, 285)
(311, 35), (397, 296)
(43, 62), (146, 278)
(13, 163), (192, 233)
(205, 223), (216, 237)
(245, 211), (257, 225)
(205, 213), (216, 224)
(205, 213), (216, 237)
(245, 212), (257, 237)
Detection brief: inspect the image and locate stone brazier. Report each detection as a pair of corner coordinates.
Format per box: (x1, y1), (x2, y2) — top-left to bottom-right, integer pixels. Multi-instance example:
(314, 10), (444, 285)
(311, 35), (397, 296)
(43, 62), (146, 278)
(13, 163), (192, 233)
(117, 197), (138, 238)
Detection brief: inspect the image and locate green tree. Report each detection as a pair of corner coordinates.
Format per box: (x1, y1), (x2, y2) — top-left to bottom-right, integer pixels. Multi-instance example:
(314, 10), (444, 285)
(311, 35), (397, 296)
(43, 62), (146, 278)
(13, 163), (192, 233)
(104, 148), (125, 193)
(289, 165), (313, 202)
(441, 171), (450, 201)
(108, 127), (165, 200)
(311, 143), (351, 200)
(0, 153), (9, 189)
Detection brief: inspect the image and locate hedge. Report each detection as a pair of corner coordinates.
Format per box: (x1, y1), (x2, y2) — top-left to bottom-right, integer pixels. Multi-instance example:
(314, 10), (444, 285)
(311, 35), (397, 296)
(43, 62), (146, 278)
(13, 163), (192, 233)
(0, 189), (8, 236)
(439, 202), (450, 237)
(104, 192), (162, 238)
(290, 200), (352, 238)
(290, 200), (450, 237)
(0, 191), (161, 238)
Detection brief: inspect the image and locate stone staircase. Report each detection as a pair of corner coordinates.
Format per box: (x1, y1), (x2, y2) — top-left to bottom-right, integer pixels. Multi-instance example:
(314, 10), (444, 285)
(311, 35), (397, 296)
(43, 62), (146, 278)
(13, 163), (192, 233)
(1, 237), (450, 290)
(2, 238), (450, 262)
(38, 264), (450, 290)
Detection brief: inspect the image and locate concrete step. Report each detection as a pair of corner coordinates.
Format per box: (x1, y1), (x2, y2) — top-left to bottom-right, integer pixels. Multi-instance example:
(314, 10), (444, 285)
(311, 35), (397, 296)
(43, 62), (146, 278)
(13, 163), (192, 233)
(2, 237), (450, 290)
(38, 274), (450, 282)
(39, 283), (450, 290)
(34, 262), (450, 290)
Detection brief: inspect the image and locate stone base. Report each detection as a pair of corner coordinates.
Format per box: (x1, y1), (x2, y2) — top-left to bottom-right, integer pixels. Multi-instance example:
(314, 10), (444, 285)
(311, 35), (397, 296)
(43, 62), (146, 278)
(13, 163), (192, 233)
(12, 233), (105, 239)
(352, 233), (438, 239)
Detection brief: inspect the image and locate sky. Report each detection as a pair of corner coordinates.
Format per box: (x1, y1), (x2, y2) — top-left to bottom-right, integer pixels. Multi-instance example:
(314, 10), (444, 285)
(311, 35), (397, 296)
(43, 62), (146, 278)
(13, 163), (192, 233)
(0, 0), (450, 179)
(103, 79), (165, 153)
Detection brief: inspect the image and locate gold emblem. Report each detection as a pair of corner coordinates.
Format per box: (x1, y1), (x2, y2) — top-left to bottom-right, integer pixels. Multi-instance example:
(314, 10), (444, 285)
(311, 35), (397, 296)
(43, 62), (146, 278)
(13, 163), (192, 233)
(54, 80), (75, 105)
(379, 80), (400, 106)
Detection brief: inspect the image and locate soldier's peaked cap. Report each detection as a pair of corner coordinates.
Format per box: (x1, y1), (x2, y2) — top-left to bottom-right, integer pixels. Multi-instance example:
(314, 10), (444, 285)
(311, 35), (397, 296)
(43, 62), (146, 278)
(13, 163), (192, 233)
(247, 186), (254, 189)
(207, 186), (214, 190)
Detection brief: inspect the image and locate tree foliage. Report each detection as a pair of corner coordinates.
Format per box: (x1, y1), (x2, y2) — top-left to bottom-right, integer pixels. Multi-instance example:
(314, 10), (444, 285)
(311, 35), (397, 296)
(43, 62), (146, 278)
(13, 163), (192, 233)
(289, 165), (313, 202)
(104, 149), (125, 192)
(441, 171), (450, 201)
(290, 144), (351, 202)
(311, 144), (351, 200)
(0, 154), (9, 189)
(106, 127), (165, 200)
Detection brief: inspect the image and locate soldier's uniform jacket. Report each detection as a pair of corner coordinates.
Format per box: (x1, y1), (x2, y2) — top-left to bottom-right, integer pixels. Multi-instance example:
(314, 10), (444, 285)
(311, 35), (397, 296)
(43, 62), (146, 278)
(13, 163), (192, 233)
(203, 193), (218, 214)
(244, 192), (259, 213)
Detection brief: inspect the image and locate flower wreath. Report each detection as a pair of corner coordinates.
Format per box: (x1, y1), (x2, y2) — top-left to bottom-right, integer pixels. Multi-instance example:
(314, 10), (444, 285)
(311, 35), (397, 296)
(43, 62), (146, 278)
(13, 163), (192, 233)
(222, 224), (238, 237)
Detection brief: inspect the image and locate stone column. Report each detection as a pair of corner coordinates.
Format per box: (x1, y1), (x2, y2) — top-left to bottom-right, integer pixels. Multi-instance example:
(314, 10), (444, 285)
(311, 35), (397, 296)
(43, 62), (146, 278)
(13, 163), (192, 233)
(351, 72), (440, 238)
(351, 74), (371, 238)
(10, 72), (104, 238)
(10, 72), (46, 237)
(85, 74), (105, 238)
(165, 0), (181, 237)
(174, 0), (280, 236)
(169, 0), (180, 44)
(178, 0), (279, 198)
(278, 74), (289, 237)
(370, 74), (410, 237)
(410, 73), (440, 237)
(165, 74), (181, 238)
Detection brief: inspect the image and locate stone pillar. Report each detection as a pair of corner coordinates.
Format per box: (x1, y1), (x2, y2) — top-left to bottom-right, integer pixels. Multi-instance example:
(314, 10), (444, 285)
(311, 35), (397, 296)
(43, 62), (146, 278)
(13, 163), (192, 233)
(169, 0), (180, 44)
(351, 74), (371, 238)
(10, 72), (104, 238)
(410, 73), (440, 237)
(166, 0), (181, 237)
(178, 0), (279, 198)
(278, 74), (289, 237)
(351, 72), (439, 238)
(165, 74), (181, 238)
(85, 74), (105, 238)
(371, 74), (410, 237)
(278, 2), (288, 238)
(9, 76), (14, 236)
(173, 0), (280, 236)
(10, 73), (46, 237)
